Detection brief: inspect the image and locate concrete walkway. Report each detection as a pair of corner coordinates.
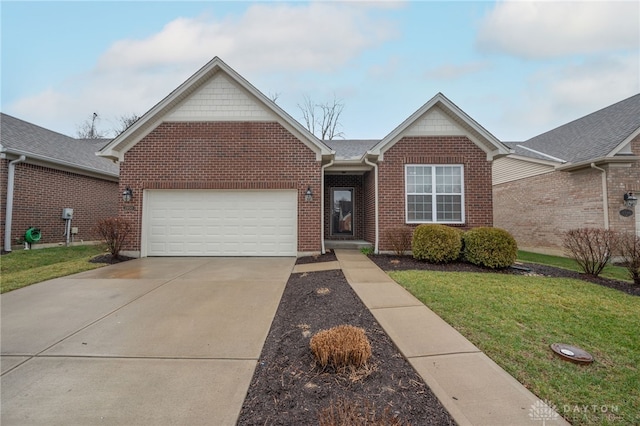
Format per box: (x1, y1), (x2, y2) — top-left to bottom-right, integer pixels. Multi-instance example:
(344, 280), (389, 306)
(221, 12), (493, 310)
(1, 257), (294, 426)
(334, 249), (569, 426)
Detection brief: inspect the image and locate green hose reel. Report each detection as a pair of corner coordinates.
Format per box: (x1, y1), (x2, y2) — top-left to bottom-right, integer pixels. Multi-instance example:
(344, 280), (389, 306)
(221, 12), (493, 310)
(24, 227), (42, 244)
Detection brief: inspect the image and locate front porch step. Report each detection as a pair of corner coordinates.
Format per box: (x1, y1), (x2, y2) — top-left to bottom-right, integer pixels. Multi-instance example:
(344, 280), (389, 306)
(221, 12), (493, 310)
(325, 240), (373, 250)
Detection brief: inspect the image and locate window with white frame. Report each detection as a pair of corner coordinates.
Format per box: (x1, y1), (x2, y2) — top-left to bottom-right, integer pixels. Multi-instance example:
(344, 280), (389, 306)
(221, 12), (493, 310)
(405, 165), (464, 223)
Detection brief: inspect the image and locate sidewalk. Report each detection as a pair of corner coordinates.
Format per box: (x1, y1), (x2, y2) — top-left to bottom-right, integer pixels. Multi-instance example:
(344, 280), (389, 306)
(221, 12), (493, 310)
(334, 249), (569, 426)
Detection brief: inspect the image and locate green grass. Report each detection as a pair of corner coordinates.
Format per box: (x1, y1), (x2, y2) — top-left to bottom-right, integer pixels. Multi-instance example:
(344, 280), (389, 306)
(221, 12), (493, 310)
(1, 244), (108, 293)
(390, 270), (640, 425)
(518, 250), (632, 282)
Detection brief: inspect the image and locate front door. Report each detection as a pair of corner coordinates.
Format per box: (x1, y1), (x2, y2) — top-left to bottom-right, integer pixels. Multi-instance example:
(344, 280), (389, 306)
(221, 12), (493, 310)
(331, 188), (354, 236)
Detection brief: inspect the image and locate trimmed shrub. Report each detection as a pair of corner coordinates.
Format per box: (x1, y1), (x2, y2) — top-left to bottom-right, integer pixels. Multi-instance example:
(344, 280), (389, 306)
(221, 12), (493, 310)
(463, 227), (517, 269)
(318, 398), (409, 426)
(384, 226), (413, 256)
(92, 217), (132, 259)
(412, 224), (462, 263)
(310, 325), (371, 369)
(617, 232), (640, 285)
(563, 228), (616, 277)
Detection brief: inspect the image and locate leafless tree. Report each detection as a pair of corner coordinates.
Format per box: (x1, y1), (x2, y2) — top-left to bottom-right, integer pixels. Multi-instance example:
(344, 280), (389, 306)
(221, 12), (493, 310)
(76, 112), (106, 139)
(268, 92), (281, 103)
(297, 94), (345, 140)
(114, 113), (140, 136)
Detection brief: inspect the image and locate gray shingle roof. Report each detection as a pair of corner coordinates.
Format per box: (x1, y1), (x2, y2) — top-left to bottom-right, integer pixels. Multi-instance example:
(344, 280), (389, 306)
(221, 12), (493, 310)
(324, 139), (379, 160)
(516, 94), (640, 164)
(1, 113), (118, 176)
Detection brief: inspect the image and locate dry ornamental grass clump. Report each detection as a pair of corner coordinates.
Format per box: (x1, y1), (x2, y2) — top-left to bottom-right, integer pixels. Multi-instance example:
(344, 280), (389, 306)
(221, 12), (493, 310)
(318, 398), (411, 426)
(310, 325), (372, 369)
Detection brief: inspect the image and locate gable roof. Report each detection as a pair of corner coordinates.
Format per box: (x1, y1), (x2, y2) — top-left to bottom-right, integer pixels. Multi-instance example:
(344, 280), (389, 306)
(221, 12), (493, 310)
(0, 113), (118, 179)
(324, 139), (379, 161)
(369, 93), (511, 160)
(515, 93), (640, 165)
(98, 57), (333, 162)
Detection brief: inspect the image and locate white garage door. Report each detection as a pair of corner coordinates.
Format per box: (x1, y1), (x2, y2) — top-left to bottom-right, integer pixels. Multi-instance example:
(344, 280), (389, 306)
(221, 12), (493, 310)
(143, 190), (297, 256)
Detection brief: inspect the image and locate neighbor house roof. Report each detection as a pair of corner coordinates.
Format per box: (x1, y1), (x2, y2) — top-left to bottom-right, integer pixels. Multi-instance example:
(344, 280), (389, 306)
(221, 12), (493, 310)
(514, 93), (640, 166)
(0, 113), (119, 179)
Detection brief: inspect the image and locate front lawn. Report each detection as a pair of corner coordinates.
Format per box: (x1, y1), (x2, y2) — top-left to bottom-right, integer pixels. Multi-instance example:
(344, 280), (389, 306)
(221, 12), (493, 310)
(1, 244), (108, 293)
(390, 270), (640, 425)
(518, 250), (631, 282)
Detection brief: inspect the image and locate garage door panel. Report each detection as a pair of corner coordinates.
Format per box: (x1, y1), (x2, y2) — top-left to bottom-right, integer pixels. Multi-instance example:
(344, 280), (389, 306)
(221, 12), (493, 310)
(144, 190), (297, 256)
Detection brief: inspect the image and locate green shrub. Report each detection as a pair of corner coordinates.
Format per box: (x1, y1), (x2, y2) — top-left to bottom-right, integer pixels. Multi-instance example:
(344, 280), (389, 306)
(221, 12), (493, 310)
(463, 227), (517, 269)
(412, 224), (462, 263)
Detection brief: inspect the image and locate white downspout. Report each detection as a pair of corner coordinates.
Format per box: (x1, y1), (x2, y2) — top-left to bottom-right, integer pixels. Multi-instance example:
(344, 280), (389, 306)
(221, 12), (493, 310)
(364, 156), (379, 254)
(591, 163), (609, 229)
(320, 159), (334, 254)
(4, 155), (26, 252)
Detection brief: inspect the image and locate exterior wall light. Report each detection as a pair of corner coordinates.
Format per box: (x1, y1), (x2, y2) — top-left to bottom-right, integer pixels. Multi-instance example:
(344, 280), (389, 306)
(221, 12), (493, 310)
(624, 191), (637, 208)
(122, 186), (133, 203)
(305, 186), (313, 202)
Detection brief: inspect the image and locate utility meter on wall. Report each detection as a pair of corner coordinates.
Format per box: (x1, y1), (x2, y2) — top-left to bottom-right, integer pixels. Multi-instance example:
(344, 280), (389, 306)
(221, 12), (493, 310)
(62, 208), (74, 219)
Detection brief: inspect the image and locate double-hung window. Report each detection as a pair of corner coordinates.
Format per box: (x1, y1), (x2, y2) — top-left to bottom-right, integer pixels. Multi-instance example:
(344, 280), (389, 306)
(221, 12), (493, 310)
(405, 165), (464, 224)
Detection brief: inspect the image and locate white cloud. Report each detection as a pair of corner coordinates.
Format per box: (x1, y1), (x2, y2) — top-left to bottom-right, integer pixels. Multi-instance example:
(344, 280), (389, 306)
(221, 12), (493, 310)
(496, 53), (640, 140)
(8, 2), (398, 137)
(477, 1), (639, 59)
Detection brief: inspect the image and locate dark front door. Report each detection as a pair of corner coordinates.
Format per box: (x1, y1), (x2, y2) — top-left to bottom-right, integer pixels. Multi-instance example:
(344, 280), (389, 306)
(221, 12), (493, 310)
(331, 187), (354, 236)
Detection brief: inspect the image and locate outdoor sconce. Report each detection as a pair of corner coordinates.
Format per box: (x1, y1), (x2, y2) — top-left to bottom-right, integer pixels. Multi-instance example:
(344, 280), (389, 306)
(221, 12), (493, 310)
(305, 186), (313, 202)
(122, 186), (133, 203)
(624, 191), (637, 208)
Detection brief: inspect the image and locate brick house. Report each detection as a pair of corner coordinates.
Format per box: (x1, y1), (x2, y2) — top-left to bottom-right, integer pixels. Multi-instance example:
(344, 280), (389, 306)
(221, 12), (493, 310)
(99, 57), (510, 257)
(493, 94), (640, 255)
(1, 114), (119, 251)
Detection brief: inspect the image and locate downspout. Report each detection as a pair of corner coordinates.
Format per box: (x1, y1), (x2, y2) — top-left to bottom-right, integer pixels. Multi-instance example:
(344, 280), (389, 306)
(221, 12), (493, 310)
(4, 155), (26, 252)
(591, 163), (609, 229)
(364, 156), (379, 254)
(320, 159), (334, 254)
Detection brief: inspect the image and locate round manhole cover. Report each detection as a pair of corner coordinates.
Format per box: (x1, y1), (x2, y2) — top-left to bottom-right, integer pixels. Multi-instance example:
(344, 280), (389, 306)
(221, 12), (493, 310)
(550, 343), (594, 364)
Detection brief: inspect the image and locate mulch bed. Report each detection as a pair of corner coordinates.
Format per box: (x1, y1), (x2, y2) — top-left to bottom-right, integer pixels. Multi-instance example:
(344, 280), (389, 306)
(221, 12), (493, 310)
(89, 254), (136, 265)
(237, 268), (454, 425)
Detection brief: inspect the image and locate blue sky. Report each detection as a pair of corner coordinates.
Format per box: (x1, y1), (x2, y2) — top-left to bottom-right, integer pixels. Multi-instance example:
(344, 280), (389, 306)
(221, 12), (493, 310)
(2, 1), (638, 141)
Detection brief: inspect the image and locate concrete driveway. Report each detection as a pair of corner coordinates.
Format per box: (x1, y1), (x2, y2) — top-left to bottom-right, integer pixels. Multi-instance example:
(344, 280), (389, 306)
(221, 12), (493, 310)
(1, 257), (295, 425)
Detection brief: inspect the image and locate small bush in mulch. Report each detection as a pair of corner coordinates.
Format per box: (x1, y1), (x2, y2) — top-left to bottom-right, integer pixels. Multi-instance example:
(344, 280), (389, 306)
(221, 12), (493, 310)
(412, 224), (462, 264)
(384, 226), (413, 256)
(318, 398), (410, 426)
(310, 325), (372, 370)
(463, 227), (517, 269)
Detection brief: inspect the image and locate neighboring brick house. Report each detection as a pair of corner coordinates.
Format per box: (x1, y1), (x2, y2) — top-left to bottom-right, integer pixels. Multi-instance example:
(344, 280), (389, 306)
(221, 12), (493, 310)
(1, 114), (119, 251)
(99, 57), (510, 257)
(493, 94), (640, 255)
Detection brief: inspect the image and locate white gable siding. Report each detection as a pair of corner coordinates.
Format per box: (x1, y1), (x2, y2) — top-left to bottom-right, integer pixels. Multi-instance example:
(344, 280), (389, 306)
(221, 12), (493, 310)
(166, 73), (276, 121)
(493, 157), (555, 185)
(405, 106), (465, 136)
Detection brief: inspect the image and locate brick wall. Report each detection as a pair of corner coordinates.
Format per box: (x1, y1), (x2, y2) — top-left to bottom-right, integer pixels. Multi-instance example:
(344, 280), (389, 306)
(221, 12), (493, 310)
(608, 135), (640, 236)
(494, 135), (640, 252)
(377, 136), (493, 250)
(120, 121), (322, 253)
(324, 174), (365, 240)
(0, 160), (119, 248)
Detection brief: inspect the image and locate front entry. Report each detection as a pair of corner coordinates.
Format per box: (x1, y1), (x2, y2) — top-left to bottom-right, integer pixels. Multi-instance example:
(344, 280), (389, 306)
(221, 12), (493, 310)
(331, 187), (354, 236)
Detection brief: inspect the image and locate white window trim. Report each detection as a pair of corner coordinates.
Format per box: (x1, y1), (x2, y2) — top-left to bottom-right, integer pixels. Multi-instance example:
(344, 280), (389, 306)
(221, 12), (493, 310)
(405, 164), (465, 224)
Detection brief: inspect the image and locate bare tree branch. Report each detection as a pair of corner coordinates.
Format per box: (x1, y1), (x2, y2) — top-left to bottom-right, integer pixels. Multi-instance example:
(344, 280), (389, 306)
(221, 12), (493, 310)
(297, 94), (345, 140)
(114, 113), (140, 136)
(76, 112), (106, 139)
